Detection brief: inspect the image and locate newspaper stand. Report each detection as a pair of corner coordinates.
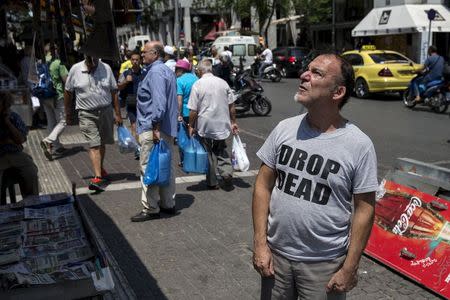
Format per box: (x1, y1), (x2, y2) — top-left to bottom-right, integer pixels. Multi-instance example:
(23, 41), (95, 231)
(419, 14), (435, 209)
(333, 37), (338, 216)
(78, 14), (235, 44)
(0, 185), (134, 300)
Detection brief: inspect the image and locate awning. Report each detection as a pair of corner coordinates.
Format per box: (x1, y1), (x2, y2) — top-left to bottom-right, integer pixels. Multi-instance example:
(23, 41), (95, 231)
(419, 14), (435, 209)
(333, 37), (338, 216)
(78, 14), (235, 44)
(203, 28), (217, 41)
(352, 4), (450, 37)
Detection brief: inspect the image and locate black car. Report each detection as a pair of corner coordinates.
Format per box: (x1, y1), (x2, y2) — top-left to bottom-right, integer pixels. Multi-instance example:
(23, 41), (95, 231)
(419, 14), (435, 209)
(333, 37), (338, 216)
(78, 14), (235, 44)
(272, 47), (309, 77)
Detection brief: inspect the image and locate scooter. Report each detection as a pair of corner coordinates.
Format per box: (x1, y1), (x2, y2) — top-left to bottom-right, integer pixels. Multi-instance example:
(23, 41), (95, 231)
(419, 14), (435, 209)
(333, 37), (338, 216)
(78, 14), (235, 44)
(245, 57), (282, 82)
(232, 70), (272, 116)
(403, 75), (449, 113)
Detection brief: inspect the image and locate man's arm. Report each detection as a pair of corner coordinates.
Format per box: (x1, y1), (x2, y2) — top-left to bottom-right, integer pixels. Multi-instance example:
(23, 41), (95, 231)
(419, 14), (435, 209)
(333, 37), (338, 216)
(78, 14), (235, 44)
(177, 95), (183, 122)
(64, 90), (73, 125)
(188, 110), (198, 137)
(229, 103), (238, 134)
(3, 113), (26, 145)
(252, 163), (277, 277)
(326, 192), (375, 293)
(111, 90), (122, 125)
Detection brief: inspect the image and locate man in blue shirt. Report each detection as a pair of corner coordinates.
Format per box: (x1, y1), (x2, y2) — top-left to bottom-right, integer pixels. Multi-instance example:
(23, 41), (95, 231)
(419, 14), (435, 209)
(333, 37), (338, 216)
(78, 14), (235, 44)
(118, 50), (142, 159)
(413, 45), (444, 102)
(131, 41), (178, 222)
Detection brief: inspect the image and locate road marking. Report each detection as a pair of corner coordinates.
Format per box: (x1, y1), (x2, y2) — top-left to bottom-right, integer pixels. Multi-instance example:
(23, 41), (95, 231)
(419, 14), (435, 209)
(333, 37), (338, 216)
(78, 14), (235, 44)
(75, 169), (259, 194)
(239, 129), (267, 140)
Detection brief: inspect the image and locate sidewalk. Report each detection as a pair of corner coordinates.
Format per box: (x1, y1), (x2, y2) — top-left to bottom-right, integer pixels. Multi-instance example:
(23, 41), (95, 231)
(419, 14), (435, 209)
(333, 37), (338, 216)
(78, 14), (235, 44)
(23, 126), (442, 299)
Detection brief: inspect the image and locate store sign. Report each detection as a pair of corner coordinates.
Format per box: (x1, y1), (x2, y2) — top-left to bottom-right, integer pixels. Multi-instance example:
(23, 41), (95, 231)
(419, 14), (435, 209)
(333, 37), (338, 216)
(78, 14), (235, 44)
(379, 10), (391, 25)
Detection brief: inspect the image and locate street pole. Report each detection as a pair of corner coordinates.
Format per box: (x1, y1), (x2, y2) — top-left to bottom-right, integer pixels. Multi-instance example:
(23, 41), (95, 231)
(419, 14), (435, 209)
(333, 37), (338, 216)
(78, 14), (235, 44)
(427, 9), (436, 48)
(428, 19), (432, 48)
(331, 0), (336, 51)
(174, 0), (179, 47)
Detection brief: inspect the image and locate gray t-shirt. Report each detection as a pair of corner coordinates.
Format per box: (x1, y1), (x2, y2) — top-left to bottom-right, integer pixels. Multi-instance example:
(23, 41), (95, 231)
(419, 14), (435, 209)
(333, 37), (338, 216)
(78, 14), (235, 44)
(65, 60), (117, 110)
(256, 114), (378, 262)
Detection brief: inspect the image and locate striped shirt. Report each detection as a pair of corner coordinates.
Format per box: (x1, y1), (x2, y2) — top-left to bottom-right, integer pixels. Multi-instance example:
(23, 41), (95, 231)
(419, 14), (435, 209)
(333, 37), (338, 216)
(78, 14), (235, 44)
(65, 60), (117, 110)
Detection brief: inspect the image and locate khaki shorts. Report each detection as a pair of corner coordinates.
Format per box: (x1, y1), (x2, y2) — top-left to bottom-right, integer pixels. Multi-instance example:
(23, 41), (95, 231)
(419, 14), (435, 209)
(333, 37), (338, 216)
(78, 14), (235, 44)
(78, 106), (114, 148)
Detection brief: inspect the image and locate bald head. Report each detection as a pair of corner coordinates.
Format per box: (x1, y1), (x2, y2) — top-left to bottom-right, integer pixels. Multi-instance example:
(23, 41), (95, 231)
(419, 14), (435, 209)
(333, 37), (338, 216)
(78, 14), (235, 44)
(142, 41), (164, 64)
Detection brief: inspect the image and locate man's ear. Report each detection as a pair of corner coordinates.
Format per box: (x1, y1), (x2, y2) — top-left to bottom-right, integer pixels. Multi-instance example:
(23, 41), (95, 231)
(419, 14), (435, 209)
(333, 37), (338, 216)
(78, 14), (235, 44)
(332, 85), (346, 102)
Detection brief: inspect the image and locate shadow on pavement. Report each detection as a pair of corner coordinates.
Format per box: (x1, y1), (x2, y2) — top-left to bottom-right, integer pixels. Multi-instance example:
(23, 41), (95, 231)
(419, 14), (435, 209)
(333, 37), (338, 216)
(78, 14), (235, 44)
(53, 146), (86, 160)
(78, 193), (169, 299)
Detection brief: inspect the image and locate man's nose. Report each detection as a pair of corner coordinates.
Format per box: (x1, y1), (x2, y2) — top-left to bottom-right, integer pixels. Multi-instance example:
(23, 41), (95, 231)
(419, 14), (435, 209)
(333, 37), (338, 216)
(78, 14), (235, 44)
(299, 70), (311, 81)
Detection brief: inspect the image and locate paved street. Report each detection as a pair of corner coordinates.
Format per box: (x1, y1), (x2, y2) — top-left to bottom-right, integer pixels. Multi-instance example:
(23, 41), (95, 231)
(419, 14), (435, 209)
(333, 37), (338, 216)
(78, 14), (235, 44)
(24, 77), (449, 299)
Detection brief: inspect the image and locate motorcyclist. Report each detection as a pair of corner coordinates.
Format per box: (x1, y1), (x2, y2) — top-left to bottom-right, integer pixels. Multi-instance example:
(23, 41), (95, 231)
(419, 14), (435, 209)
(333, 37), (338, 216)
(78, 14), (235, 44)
(213, 52), (234, 87)
(257, 44), (273, 82)
(413, 45), (444, 103)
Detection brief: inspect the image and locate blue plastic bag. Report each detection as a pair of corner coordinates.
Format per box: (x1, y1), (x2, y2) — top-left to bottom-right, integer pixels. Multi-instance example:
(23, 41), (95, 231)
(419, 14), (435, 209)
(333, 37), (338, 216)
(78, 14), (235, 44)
(117, 126), (138, 153)
(183, 136), (208, 174)
(143, 139), (171, 186)
(177, 122), (189, 151)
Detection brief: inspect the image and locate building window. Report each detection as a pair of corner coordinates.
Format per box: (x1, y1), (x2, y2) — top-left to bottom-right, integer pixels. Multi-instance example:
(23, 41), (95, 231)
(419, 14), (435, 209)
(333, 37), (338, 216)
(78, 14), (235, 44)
(386, 0), (390, 5)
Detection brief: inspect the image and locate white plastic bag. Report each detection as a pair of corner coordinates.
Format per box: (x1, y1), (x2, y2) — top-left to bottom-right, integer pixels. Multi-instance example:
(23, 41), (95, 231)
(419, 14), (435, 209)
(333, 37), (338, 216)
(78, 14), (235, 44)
(232, 134), (250, 172)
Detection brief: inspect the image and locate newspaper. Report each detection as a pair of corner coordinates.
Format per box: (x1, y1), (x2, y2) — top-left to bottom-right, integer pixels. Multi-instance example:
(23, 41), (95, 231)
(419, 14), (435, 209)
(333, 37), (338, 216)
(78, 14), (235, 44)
(24, 204), (74, 219)
(23, 213), (81, 236)
(22, 238), (87, 257)
(15, 273), (55, 285)
(0, 210), (24, 224)
(25, 246), (94, 273)
(22, 193), (73, 208)
(23, 227), (86, 247)
(0, 262), (30, 274)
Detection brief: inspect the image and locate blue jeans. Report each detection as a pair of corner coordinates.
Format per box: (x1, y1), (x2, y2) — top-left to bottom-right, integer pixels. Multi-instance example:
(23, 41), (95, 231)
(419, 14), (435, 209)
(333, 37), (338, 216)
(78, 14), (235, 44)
(258, 62), (272, 80)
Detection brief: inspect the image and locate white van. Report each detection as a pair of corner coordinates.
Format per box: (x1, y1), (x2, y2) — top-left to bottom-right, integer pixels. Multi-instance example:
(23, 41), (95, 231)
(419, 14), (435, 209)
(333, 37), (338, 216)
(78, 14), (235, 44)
(212, 36), (259, 67)
(128, 35), (150, 51)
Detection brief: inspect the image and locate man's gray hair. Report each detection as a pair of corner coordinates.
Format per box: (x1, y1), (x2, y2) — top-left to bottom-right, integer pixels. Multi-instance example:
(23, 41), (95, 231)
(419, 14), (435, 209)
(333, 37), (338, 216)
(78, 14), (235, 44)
(198, 59), (213, 73)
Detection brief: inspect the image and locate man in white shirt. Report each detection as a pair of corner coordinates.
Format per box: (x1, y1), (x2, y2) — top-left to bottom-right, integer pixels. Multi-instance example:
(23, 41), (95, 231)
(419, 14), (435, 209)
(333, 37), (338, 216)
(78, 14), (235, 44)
(164, 45), (177, 72)
(258, 45), (273, 82)
(187, 59), (239, 190)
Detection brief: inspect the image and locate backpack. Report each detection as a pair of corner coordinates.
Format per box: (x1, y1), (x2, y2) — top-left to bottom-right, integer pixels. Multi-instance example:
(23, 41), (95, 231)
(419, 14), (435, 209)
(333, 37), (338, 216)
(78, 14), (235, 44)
(32, 61), (56, 98)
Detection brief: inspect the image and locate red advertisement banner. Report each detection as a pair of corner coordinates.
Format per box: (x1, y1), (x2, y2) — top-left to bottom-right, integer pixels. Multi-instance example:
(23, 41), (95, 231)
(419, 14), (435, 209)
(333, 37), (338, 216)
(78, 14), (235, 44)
(365, 180), (450, 298)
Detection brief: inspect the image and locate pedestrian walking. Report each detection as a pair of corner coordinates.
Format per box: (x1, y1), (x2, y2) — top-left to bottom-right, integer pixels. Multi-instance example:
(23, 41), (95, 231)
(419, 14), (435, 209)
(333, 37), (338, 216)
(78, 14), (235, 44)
(175, 59), (198, 166)
(163, 45), (177, 72)
(0, 91), (39, 197)
(64, 56), (122, 191)
(131, 41), (178, 222)
(187, 59), (239, 190)
(40, 44), (69, 160)
(117, 50), (142, 159)
(252, 53), (378, 299)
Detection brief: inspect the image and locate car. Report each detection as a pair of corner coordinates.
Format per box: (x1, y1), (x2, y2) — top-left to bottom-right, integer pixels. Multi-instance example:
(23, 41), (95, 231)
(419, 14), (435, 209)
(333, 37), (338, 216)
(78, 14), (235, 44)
(272, 46), (309, 77)
(342, 46), (423, 98)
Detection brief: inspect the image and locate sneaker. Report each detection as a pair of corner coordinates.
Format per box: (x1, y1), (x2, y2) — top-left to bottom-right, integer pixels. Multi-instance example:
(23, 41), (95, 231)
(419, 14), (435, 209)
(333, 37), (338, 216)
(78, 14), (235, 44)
(40, 140), (53, 161)
(88, 177), (108, 191)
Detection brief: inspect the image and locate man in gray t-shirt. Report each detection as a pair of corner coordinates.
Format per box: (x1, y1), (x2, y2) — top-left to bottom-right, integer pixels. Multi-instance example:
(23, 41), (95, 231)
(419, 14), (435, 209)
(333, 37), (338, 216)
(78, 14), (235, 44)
(252, 53), (378, 299)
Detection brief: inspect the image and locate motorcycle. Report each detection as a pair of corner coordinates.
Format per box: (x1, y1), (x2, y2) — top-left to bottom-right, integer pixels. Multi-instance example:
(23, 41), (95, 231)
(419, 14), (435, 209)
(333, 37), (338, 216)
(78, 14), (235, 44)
(403, 75), (449, 113)
(232, 70), (272, 116)
(245, 57), (282, 82)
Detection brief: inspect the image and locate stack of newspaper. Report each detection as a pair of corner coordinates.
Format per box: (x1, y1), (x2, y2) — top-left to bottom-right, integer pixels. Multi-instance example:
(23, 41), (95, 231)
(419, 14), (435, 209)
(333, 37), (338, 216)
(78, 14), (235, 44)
(0, 194), (97, 288)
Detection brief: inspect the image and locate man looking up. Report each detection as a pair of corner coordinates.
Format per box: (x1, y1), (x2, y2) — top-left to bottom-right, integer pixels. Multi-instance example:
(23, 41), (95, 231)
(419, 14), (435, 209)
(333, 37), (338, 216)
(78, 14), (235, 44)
(252, 53), (378, 299)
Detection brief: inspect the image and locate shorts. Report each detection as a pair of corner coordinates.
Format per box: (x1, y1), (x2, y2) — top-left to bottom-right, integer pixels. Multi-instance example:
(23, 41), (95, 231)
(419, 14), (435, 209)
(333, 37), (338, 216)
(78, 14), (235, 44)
(78, 106), (114, 148)
(126, 104), (137, 123)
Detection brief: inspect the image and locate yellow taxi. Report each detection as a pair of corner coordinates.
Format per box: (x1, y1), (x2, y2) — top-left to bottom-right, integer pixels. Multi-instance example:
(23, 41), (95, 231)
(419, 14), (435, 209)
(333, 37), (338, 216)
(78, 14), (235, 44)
(342, 46), (423, 98)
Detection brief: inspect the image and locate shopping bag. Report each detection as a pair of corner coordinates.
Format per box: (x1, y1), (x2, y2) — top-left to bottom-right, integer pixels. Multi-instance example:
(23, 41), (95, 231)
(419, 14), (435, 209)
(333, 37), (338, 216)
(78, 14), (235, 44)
(232, 134), (250, 172)
(117, 125), (138, 154)
(177, 121), (189, 151)
(143, 139), (171, 186)
(182, 136), (208, 174)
